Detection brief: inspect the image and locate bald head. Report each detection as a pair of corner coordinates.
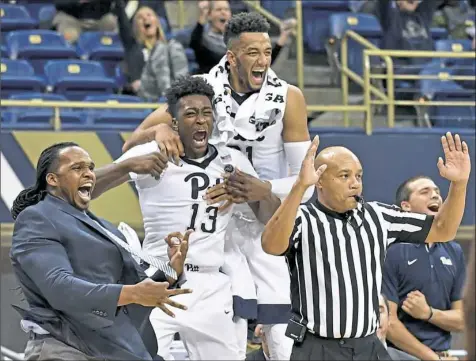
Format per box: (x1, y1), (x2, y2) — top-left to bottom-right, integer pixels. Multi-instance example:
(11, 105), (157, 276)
(315, 146), (360, 171)
(314, 146), (363, 213)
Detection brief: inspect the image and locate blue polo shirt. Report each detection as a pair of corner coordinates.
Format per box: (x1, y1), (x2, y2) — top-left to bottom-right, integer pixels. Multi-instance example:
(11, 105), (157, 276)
(382, 241), (466, 352)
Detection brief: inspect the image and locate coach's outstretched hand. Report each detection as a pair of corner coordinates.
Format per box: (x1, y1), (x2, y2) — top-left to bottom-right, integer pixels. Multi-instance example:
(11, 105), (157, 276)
(124, 279), (191, 318)
(437, 132), (471, 184)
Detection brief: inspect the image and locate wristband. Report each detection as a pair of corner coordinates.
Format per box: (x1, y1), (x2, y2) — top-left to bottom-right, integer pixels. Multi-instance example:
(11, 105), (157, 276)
(426, 306), (434, 322)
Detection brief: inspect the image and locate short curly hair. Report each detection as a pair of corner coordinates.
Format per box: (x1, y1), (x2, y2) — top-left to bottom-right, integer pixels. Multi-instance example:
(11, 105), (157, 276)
(224, 12), (270, 48)
(166, 76), (215, 118)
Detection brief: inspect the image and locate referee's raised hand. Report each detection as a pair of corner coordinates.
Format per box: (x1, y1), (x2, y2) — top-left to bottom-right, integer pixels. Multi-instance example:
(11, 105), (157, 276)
(297, 135), (327, 187)
(437, 132), (471, 183)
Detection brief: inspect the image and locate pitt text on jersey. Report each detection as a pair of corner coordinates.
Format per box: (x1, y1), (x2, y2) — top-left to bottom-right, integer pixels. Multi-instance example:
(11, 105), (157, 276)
(185, 172), (221, 234)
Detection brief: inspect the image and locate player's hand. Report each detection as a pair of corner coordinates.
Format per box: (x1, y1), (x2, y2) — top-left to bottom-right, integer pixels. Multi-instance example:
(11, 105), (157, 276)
(223, 169), (272, 203)
(123, 151), (168, 180)
(437, 132), (471, 184)
(132, 278), (192, 317)
(166, 230), (192, 277)
(203, 182), (235, 211)
(153, 123), (185, 166)
(297, 135), (327, 187)
(402, 290), (432, 320)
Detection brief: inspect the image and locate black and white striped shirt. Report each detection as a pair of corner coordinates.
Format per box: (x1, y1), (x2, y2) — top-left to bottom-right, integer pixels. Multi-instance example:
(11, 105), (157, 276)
(286, 199), (434, 339)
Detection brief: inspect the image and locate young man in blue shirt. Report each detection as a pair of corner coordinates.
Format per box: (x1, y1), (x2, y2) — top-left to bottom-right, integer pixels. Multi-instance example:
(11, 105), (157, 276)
(383, 175), (466, 361)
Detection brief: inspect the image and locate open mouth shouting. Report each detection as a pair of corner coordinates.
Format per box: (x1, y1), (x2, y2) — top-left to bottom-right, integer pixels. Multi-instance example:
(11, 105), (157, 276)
(251, 70), (265, 85)
(77, 183), (93, 203)
(192, 129), (208, 149)
(426, 201), (440, 214)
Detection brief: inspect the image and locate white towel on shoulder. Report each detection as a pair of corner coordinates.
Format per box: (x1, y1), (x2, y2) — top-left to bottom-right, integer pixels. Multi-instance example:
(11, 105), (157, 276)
(205, 56), (288, 146)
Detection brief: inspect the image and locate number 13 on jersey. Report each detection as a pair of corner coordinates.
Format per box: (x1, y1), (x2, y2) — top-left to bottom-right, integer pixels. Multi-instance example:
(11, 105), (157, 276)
(188, 203), (218, 233)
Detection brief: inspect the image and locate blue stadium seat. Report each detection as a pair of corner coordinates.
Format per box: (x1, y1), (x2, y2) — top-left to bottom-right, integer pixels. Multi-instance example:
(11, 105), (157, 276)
(7, 30), (78, 75)
(229, 0), (248, 13)
(418, 62), (475, 129)
(188, 62), (199, 75)
(21, 3), (56, 23)
(44, 60), (117, 100)
(168, 27), (193, 48)
(38, 5), (56, 24)
(76, 32), (124, 78)
(114, 64), (126, 89)
(430, 27), (448, 41)
(0, 4), (38, 32)
(434, 39), (474, 67)
(0, 58), (45, 98)
(185, 48), (196, 63)
(82, 94), (151, 130)
(328, 13), (382, 77)
(2, 93), (84, 130)
(0, 44), (8, 58)
(303, 1), (350, 53)
(260, 0), (294, 19)
(159, 17), (170, 34)
(435, 39), (473, 52)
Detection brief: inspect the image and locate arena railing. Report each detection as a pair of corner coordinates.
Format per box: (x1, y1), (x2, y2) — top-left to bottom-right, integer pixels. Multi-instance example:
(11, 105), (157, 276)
(362, 49), (475, 133)
(339, 31), (476, 134)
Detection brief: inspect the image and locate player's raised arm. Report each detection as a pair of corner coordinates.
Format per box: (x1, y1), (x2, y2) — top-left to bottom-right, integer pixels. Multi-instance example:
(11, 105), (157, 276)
(92, 144), (168, 199)
(267, 85), (314, 201)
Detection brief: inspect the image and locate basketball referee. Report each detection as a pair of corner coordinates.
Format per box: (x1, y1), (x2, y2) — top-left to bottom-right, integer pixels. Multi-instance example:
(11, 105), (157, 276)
(262, 132), (471, 361)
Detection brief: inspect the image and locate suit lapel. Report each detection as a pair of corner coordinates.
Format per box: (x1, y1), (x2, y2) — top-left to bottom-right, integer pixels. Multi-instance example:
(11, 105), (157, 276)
(45, 195), (129, 256)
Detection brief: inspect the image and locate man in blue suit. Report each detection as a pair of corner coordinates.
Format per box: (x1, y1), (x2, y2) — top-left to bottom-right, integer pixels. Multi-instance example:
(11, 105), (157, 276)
(10, 141), (192, 360)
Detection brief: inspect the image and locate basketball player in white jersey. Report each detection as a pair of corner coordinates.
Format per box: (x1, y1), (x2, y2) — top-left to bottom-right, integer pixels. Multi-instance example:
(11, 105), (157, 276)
(121, 13), (311, 360)
(93, 76), (282, 360)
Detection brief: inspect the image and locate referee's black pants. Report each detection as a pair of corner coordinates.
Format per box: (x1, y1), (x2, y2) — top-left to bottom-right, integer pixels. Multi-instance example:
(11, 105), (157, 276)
(290, 332), (392, 360)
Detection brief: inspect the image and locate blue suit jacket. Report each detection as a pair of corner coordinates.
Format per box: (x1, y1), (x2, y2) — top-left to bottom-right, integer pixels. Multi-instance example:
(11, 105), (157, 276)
(10, 194), (165, 360)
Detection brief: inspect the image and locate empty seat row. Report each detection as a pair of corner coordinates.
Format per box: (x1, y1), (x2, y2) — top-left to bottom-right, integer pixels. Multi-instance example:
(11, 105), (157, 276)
(1, 29), (199, 78)
(417, 61), (475, 129)
(0, 3), (40, 32)
(326, 12), (461, 78)
(1, 59), (117, 100)
(1, 93), (157, 130)
(1, 30), (124, 77)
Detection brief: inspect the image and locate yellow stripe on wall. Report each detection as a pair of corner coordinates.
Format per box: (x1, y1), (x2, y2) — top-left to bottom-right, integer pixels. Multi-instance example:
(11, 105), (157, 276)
(13, 132), (143, 230)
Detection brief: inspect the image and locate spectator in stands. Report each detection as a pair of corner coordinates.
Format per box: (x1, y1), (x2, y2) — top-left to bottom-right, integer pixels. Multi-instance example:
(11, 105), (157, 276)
(383, 175), (466, 361)
(378, 294), (419, 360)
(190, 1), (294, 74)
(124, 0), (170, 31)
(114, 0), (188, 100)
(432, 0), (475, 40)
(53, 0), (117, 44)
(377, 0), (443, 66)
